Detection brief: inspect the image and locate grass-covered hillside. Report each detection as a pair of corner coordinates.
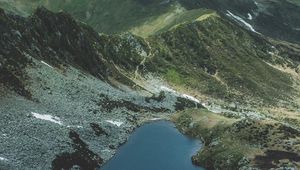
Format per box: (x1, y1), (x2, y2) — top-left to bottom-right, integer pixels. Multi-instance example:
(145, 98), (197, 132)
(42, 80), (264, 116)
(100, 10), (300, 106)
(1, 0), (300, 44)
(0, 0), (190, 35)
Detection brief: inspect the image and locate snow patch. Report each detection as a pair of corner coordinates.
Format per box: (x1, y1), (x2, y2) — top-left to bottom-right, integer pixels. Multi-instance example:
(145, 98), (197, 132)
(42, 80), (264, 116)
(102, 149), (111, 153)
(149, 118), (163, 121)
(160, 86), (200, 103)
(268, 51), (275, 55)
(106, 120), (123, 127)
(31, 112), (63, 125)
(0, 157), (8, 161)
(182, 94), (200, 103)
(41, 61), (54, 69)
(160, 85), (177, 93)
(226, 10), (259, 34)
(247, 13), (253, 20)
(67, 125), (83, 128)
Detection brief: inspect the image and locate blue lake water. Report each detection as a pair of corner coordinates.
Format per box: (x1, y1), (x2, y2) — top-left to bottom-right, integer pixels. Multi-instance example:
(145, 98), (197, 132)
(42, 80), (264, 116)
(100, 120), (205, 170)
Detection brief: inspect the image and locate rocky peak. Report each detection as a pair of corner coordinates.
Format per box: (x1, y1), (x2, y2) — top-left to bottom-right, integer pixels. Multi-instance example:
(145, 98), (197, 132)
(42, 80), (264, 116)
(29, 7), (108, 78)
(31, 6), (81, 36)
(0, 7), (108, 99)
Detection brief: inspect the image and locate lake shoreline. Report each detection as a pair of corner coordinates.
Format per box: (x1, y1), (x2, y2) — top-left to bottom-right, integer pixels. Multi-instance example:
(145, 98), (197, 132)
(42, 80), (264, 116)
(99, 120), (204, 170)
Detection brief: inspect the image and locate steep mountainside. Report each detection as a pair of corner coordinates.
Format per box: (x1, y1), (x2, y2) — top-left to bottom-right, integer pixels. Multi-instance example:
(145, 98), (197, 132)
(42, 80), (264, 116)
(1, 3), (300, 170)
(192, 0), (300, 44)
(102, 11), (300, 106)
(0, 0), (187, 34)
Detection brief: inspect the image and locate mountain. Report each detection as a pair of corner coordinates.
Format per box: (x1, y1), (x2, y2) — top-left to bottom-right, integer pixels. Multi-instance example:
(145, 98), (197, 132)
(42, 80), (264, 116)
(105, 10), (300, 106)
(186, 0), (300, 44)
(0, 1), (300, 170)
(0, 7), (199, 170)
(0, 0), (188, 35)
(1, 0), (300, 43)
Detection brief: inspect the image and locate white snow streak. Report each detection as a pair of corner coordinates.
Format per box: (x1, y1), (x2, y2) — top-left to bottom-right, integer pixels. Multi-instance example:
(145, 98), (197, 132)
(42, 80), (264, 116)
(160, 86), (177, 93)
(160, 86), (200, 104)
(149, 118), (163, 121)
(102, 149), (111, 153)
(182, 94), (200, 103)
(41, 61), (54, 69)
(31, 112), (63, 125)
(0, 157), (8, 161)
(268, 51), (275, 55)
(67, 125), (83, 128)
(226, 10), (259, 33)
(106, 120), (123, 127)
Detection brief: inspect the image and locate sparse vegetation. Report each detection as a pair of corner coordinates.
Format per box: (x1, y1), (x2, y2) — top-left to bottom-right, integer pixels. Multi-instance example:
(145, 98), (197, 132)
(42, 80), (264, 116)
(165, 69), (183, 85)
(173, 109), (300, 169)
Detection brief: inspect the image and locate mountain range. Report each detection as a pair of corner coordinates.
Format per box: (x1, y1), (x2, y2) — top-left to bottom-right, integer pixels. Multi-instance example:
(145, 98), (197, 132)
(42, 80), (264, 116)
(0, 0), (300, 169)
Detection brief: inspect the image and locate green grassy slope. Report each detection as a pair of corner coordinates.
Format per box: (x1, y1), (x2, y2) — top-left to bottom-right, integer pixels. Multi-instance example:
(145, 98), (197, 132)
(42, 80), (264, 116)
(0, 0), (183, 34)
(147, 14), (294, 103)
(1, 0), (300, 43)
(130, 8), (214, 37)
(101, 11), (298, 105)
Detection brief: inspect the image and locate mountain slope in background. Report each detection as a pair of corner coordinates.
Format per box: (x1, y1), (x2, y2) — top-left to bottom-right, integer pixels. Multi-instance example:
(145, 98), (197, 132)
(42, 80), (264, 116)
(0, 0), (187, 35)
(193, 0), (300, 44)
(1, 0), (300, 43)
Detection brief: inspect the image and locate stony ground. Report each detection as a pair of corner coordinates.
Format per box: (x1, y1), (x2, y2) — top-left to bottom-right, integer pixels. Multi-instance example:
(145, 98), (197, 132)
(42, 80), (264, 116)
(0, 57), (197, 170)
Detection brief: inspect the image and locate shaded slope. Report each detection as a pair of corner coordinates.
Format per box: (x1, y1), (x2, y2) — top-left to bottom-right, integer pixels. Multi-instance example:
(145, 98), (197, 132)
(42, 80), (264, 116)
(193, 0), (300, 44)
(0, 0), (184, 34)
(0, 6), (147, 94)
